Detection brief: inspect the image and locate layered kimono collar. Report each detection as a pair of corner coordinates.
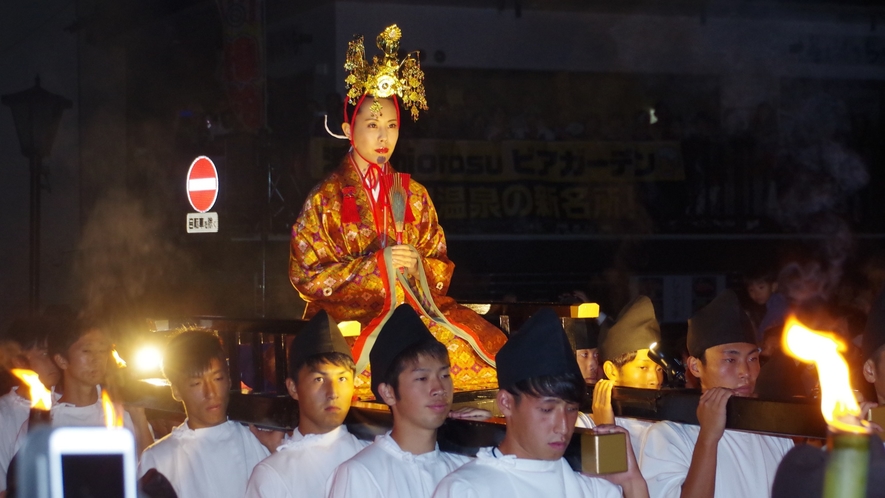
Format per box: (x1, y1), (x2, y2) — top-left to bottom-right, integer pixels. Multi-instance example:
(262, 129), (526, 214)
(279, 425), (349, 452)
(173, 419), (233, 440)
(476, 447), (559, 472)
(375, 431), (440, 462)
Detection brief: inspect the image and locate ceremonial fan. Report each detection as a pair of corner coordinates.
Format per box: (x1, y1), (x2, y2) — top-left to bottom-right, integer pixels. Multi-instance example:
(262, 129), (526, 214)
(389, 174), (407, 245)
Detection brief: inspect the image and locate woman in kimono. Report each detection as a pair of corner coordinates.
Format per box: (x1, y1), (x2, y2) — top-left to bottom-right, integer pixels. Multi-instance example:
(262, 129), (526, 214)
(289, 25), (506, 398)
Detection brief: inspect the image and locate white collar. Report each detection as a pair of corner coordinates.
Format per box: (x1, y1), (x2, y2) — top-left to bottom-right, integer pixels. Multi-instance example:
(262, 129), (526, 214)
(278, 425), (349, 452)
(375, 431), (441, 463)
(476, 446), (560, 472)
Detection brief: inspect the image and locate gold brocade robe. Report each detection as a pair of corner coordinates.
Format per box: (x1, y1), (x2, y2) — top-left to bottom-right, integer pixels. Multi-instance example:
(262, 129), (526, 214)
(289, 158), (507, 398)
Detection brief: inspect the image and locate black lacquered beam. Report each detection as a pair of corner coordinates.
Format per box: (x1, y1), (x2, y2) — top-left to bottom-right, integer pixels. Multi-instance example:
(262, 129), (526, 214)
(603, 384), (827, 439)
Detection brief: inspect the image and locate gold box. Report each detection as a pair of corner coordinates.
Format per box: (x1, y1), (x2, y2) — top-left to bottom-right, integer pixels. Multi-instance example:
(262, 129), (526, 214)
(581, 431), (628, 475)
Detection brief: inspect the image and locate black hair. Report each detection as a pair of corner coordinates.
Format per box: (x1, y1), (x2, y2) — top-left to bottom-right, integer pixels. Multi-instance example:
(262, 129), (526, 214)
(504, 372), (586, 406)
(47, 316), (105, 360)
(161, 329), (227, 387)
(288, 351), (355, 380)
(379, 338), (448, 400)
(744, 264), (777, 285)
(3, 316), (66, 352)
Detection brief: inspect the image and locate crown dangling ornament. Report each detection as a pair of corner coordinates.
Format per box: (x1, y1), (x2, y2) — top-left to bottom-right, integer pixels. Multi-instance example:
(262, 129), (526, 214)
(344, 24), (428, 121)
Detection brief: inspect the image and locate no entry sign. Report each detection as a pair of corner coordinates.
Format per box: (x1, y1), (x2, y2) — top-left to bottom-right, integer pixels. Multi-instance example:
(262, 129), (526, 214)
(186, 156), (219, 213)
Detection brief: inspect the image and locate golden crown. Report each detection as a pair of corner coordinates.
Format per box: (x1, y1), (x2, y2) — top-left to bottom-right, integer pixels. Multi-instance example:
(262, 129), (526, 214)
(344, 25), (428, 121)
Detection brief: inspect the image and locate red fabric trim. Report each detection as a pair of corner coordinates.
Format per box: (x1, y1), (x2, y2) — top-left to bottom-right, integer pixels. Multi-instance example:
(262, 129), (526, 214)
(341, 186), (360, 224)
(351, 250), (393, 363)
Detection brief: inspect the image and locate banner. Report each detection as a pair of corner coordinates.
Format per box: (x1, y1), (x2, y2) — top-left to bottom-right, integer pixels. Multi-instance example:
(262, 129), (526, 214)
(310, 138), (683, 183)
(217, 0), (266, 131)
(309, 138), (684, 233)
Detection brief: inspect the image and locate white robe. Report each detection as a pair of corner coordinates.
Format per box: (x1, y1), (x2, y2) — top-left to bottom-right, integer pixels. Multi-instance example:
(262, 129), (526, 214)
(326, 432), (469, 498)
(0, 388), (30, 491)
(615, 416), (652, 457)
(431, 447), (623, 498)
(138, 419), (270, 498)
(639, 421), (794, 498)
(244, 425), (367, 498)
(50, 392), (135, 431)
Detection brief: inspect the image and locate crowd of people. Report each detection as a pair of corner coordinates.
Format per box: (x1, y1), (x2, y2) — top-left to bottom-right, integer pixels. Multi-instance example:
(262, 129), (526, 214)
(1, 276), (884, 497)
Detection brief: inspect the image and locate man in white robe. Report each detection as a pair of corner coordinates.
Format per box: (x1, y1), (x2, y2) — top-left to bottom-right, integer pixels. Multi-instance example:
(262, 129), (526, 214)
(138, 330), (269, 498)
(0, 316), (62, 492)
(589, 296), (664, 456)
(245, 311), (367, 498)
(639, 290), (793, 498)
(327, 305), (470, 498)
(433, 308), (649, 498)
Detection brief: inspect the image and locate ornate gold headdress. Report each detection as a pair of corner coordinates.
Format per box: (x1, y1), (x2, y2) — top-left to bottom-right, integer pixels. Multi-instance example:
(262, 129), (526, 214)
(344, 24), (428, 121)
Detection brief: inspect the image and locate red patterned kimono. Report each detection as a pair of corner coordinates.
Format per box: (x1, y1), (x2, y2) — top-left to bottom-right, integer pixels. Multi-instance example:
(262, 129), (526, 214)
(289, 157), (506, 398)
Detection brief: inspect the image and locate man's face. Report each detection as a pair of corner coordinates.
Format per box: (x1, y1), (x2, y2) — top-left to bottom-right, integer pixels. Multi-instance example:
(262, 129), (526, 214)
(24, 346), (61, 389)
(344, 97), (399, 165)
(172, 357), (231, 430)
(381, 353), (453, 433)
(689, 342), (761, 396)
(55, 329), (111, 389)
(747, 281), (774, 305)
(289, 360), (355, 435)
(499, 391), (578, 461)
(576, 348), (599, 384)
(609, 349), (663, 389)
(863, 352), (885, 405)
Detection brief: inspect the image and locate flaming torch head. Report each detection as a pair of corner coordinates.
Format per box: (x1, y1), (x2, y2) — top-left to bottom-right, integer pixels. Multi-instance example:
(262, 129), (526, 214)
(782, 316), (868, 434)
(101, 389), (124, 428)
(12, 368), (52, 410)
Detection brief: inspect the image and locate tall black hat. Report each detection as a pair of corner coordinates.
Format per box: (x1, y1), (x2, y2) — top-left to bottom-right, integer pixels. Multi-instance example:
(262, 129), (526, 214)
(288, 310), (351, 377)
(369, 304), (439, 400)
(863, 287), (885, 360)
(563, 318), (599, 351)
(598, 295), (661, 363)
(687, 290), (757, 358)
(497, 308), (583, 390)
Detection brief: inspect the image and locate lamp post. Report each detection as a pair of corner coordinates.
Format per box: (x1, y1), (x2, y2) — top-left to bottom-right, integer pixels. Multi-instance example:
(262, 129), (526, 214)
(2, 76), (72, 315)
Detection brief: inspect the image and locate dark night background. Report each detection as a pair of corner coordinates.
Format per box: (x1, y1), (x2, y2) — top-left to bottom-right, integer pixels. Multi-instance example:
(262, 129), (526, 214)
(3, 0), (885, 336)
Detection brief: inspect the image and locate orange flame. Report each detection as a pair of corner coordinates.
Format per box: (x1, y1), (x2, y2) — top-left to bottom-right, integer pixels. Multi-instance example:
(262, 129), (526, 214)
(11, 368), (52, 410)
(111, 349), (127, 368)
(782, 316), (868, 434)
(101, 389), (124, 428)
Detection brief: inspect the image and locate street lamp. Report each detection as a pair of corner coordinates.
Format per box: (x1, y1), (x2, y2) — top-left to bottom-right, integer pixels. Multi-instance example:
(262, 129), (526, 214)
(2, 76), (72, 314)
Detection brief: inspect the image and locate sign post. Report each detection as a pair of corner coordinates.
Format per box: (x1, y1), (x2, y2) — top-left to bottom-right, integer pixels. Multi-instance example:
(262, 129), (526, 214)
(186, 156), (219, 233)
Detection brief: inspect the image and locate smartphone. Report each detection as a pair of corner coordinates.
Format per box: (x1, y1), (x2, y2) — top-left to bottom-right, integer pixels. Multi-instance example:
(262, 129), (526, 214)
(16, 426), (138, 498)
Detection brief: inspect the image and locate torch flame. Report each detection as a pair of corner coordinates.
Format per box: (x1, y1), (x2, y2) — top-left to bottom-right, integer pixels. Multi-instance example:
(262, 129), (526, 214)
(782, 316), (868, 434)
(101, 389), (124, 428)
(11, 368), (52, 411)
(111, 349), (127, 368)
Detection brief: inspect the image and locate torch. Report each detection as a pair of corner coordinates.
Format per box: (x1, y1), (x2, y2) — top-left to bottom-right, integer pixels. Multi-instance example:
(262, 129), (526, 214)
(11, 368), (53, 430)
(782, 316), (870, 498)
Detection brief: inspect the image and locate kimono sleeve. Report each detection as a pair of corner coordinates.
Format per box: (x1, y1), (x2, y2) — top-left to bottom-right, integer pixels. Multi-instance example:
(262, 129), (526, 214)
(409, 185), (455, 297)
(431, 474), (482, 498)
(638, 421), (695, 498)
(289, 191), (383, 307)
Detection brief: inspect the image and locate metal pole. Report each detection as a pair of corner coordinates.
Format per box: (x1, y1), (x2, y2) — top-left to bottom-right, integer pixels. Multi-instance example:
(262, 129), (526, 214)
(29, 154), (41, 315)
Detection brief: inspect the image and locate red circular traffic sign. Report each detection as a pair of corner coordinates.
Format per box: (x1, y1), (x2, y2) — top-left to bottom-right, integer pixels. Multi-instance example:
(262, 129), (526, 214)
(186, 156), (219, 213)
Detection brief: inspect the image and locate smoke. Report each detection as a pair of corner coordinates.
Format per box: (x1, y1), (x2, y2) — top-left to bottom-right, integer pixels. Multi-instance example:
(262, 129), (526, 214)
(773, 95), (870, 302)
(75, 188), (192, 329)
